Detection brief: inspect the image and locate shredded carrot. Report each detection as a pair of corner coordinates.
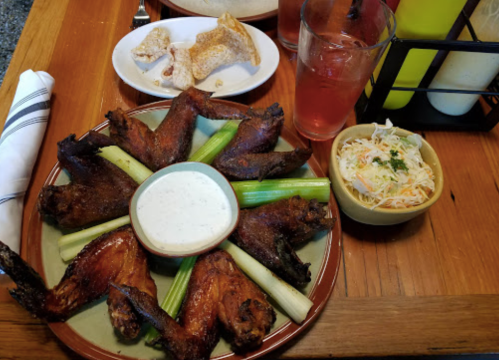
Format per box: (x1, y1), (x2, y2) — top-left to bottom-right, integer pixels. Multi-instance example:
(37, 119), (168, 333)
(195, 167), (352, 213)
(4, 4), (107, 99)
(356, 173), (373, 191)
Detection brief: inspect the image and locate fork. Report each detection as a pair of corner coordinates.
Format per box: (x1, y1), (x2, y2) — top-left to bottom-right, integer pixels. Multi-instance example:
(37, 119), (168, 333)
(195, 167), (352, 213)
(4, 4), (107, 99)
(131, 0), (151, 29)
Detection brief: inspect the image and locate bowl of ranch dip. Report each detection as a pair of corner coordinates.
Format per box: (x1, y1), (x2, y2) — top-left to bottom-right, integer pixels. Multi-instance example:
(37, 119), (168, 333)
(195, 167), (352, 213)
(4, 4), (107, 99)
(129, 162), (240, 257)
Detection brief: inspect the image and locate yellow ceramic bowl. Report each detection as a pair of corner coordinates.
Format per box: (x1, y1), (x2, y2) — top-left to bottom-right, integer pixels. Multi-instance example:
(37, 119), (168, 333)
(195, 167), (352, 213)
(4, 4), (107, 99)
(329, 124), (444, 225)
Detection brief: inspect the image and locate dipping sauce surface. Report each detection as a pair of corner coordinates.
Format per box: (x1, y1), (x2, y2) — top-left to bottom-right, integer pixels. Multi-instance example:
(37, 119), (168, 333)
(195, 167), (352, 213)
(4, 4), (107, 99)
(136, 170), (232, 252)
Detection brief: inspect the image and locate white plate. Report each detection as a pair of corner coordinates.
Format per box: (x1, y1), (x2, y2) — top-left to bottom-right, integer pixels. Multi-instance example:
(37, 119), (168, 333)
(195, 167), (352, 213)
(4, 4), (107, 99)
(163, 0), (278, 21)
(112, 18), (279, 98)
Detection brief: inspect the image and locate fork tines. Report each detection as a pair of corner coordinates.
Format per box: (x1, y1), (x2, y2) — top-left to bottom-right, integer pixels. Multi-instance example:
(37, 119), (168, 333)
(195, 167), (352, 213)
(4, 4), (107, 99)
(131, 18), (151, 30)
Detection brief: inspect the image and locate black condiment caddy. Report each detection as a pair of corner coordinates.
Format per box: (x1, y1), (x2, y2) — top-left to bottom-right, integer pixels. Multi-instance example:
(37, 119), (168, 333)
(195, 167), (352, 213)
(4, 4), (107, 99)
(355, 9), (499, 132)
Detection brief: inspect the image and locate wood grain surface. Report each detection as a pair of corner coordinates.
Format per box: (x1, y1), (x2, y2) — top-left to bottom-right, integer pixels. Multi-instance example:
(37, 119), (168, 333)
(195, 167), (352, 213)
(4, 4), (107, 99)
(1, 0), (499, 359)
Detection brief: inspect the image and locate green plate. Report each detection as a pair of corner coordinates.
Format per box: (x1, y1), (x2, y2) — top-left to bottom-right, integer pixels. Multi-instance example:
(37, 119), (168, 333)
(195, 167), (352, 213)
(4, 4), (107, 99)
(27, 99), (342, 360)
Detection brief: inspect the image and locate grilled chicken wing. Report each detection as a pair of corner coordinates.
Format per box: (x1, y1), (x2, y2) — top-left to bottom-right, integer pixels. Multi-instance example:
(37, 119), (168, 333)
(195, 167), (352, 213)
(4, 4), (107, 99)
(0, 225), (157, 340)
(231, 196), (336, 287)
(105, 87), (248, 171)
(37, 131), (138, 228)
(113, 249), (276, 360)
(212, 104), (313, 181)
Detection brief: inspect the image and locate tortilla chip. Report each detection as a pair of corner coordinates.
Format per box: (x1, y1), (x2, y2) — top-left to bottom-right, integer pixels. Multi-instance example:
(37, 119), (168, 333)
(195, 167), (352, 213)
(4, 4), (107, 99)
(189, 12), (261, 80)
(131, 27), (171, 63)
(161, 45), (195, 91)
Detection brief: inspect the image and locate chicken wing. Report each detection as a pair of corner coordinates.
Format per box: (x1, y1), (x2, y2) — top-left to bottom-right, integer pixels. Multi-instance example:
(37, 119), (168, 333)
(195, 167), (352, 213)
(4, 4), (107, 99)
(37, 131), (138, 228)
(212, 104), (313, 181)
(0, 225), (157, 340)
(105, 87), (248, 171)
(113, 249), (275, 360)
(230, 196), (336, 287)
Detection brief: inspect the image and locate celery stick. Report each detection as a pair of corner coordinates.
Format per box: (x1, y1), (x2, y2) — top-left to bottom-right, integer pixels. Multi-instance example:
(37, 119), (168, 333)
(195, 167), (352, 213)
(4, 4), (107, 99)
(58, 215), (131, 262)
(59, 244), (88, 263)
(232, 178), (331, 208)
(98, 146), (153, 184)
(144, 256), (197, 344)
(219, 241), (313, 324)
(188, 121), (239, 164)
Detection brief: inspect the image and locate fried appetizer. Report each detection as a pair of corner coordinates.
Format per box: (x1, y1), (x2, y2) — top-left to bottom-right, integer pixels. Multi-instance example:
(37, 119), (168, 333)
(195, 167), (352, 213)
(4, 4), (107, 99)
(0, 226), (157, 340)
(161, 44), (195, 90)
(113, 249), (275, 360)
(106, 87), (248, 171)
(37, 131), (138, 228)
(231, 196), (336, 287)
(190, 12), (261, 80)
(212, 104), (312, 181)
(131, 27), (171, 63)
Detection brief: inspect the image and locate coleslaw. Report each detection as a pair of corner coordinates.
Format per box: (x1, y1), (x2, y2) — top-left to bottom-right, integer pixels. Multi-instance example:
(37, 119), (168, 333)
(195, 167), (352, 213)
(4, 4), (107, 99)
(337, 120), (435, 209)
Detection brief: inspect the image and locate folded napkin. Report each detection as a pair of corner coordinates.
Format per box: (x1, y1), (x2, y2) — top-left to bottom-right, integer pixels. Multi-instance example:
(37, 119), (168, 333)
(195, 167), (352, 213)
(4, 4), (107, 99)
(0, 70), (54, 256)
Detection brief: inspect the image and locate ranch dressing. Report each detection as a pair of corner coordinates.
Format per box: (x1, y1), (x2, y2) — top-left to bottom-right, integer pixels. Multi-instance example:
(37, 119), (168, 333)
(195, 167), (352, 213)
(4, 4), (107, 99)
(136, 170), (232, 253)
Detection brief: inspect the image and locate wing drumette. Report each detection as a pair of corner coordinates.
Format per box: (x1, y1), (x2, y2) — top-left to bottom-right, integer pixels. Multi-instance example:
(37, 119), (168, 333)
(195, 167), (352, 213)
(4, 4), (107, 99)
(113, 249), (276, 360)
(105, 87), (248, 171)
(0, 225), (157, 340)
(212, 104), (313, 181)
(230, 196), (336, 287)
(37, 131), (138, 228)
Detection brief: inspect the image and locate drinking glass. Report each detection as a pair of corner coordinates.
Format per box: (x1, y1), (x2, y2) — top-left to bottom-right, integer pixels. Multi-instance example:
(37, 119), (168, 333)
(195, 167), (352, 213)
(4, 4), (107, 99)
(293, 0), (396, 141)
(278, 0), (306, 51)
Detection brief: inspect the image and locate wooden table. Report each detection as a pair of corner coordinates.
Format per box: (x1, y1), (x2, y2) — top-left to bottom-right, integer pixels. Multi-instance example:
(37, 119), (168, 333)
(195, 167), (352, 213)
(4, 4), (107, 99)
(1, 0), (499, 359)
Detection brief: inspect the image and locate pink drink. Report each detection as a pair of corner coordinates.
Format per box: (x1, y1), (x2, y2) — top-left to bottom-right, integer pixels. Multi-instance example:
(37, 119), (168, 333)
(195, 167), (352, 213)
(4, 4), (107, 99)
(293, 0), (395, 141)
(294, 33), (372, 141)
(277, 0), (306, 51)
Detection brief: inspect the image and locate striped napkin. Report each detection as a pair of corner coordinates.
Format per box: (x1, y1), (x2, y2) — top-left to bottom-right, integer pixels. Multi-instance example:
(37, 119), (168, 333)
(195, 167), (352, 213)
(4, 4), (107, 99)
(0, 70), (54, 255)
